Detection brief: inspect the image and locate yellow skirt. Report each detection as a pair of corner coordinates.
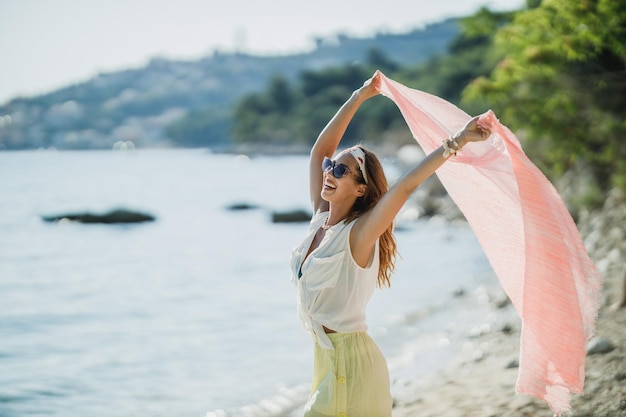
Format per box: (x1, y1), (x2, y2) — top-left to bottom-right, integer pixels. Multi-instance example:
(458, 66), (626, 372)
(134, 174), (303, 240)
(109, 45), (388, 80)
(303, 332), (392, 417)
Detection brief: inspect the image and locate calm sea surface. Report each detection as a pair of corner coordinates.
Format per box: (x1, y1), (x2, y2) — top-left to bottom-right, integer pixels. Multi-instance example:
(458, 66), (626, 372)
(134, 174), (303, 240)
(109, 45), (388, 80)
(0, 149), (499, 417)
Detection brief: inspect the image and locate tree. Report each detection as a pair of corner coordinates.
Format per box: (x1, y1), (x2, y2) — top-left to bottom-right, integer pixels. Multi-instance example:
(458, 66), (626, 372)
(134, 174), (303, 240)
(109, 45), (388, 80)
(230, 75), (298, 144)
(464, 0), (626, 192)
(366, 48), (400, 73)
(393, 6), (515, 114)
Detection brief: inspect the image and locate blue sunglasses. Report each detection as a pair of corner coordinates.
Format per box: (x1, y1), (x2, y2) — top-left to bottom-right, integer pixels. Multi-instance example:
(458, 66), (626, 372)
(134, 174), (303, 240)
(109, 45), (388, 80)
(322, 157), (365, 183)
(322, 157), (352, 179)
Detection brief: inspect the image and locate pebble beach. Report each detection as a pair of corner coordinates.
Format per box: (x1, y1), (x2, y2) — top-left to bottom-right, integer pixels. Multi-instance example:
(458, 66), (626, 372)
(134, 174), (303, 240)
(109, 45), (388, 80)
(390, 188), (626, 417)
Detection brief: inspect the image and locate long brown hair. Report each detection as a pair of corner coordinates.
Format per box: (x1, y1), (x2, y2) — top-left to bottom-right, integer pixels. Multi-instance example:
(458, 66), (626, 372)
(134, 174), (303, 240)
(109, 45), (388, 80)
(345, 145), (397, 287)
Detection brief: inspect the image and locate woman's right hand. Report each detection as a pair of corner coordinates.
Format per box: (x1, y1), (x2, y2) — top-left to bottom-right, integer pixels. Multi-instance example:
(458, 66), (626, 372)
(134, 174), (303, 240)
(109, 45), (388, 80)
(354, 71), (382, 101)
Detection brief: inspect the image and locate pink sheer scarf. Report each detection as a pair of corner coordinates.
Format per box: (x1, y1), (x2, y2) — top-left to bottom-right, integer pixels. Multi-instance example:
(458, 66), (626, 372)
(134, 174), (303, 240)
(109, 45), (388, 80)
(376, 71), (602, 415)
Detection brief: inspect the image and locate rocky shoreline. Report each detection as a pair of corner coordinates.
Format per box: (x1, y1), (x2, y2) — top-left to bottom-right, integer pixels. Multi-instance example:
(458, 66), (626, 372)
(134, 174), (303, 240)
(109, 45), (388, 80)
(391, 187), (626, 416)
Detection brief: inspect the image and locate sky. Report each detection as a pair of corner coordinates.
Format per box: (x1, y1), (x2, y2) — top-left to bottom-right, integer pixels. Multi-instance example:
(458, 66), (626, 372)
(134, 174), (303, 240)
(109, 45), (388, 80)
(0, 0), (524, 104)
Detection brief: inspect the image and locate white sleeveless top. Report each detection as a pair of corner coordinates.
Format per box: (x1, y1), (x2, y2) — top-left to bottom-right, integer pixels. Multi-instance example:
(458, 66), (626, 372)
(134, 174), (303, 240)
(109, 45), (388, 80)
(290, 210), (380, 350)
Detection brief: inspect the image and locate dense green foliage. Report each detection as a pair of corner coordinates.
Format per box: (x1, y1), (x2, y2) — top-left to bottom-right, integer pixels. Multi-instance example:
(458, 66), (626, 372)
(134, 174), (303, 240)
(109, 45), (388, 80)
(231, 9), (515, 147)
(232, 61), (405, 147)
(464, 0), (626, 192)
(166, 107), (233, 147)
(393, 7), (514, 115)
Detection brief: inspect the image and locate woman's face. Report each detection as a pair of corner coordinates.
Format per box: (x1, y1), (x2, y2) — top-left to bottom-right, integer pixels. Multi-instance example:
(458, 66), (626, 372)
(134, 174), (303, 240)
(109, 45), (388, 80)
(321, 152), (365, 203)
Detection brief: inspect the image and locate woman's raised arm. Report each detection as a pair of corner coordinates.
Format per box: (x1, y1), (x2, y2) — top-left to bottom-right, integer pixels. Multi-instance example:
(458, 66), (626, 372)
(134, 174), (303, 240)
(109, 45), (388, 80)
(308, 75), (381, 213)
(351, 116), (490, 259)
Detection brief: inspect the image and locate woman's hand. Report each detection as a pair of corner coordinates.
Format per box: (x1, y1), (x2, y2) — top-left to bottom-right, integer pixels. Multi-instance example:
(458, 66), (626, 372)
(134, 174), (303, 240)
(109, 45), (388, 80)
(454, 116), (491, 145)
(354, 71), (382, 101)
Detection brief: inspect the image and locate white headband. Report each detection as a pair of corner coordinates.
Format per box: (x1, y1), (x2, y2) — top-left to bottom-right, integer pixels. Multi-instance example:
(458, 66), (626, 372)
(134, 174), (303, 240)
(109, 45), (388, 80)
(348, 146), (368, 184)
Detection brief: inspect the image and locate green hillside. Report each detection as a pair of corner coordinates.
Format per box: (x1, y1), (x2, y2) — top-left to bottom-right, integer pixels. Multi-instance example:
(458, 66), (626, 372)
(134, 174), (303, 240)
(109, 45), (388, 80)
(0, 19), (457, 150)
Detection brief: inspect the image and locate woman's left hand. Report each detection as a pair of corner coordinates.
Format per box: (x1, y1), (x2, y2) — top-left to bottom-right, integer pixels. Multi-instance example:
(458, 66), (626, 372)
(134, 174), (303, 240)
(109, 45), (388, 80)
(454, 116), (491, 145)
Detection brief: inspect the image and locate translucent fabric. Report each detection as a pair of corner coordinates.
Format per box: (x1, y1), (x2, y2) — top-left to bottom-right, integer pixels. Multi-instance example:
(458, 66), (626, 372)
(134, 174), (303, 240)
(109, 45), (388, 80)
(377, 71), (602, 415)
(303, 331), (392, 417)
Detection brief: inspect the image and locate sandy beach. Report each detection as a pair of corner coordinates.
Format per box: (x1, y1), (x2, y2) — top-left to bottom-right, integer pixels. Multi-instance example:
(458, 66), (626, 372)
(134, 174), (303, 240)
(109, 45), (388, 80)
(391, 189), (626, 417)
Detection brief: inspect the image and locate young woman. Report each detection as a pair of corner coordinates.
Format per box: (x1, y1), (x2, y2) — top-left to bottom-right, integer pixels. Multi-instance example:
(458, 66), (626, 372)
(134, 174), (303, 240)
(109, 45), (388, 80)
(290, 71), (490, 416)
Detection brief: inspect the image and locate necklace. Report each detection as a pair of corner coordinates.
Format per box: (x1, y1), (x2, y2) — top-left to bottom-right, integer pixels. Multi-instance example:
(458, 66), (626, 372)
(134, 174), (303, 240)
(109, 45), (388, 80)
(322, 216), (331, 230)
(321, 215), (344, 230)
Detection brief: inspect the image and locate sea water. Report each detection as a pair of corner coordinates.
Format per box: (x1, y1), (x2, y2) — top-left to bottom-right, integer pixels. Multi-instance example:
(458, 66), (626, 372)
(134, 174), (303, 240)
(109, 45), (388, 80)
(0, 149), (499, 417)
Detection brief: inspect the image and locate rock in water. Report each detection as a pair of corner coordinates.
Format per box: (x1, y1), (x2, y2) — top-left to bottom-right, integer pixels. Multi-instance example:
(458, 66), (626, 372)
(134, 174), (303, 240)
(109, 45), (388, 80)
(271, 209), (311, 223)
(42, 209), (155, 224)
